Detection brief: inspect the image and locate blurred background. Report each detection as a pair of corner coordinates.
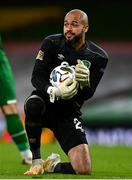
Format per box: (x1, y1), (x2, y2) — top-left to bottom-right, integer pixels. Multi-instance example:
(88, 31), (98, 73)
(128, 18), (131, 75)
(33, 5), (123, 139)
(0, 0), (132, 145)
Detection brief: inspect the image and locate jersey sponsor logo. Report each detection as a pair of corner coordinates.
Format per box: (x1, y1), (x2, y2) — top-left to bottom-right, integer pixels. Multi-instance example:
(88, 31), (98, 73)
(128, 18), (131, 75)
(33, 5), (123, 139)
(36, 50), (44, 61)
(57, 54), (65, 60)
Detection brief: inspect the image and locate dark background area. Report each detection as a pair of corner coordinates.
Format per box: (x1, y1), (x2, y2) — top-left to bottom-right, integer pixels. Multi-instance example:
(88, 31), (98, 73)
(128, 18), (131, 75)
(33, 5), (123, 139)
(0, 0), (132, 42)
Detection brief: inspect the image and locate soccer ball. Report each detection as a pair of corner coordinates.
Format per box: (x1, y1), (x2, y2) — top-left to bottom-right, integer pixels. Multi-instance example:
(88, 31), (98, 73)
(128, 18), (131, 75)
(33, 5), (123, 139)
(49, 62), (75, 87)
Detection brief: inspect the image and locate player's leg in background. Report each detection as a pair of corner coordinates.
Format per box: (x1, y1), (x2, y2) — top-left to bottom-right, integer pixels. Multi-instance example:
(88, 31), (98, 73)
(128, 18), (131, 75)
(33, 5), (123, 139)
(0, 50), (32, 164)
(1, 103), (32, 164)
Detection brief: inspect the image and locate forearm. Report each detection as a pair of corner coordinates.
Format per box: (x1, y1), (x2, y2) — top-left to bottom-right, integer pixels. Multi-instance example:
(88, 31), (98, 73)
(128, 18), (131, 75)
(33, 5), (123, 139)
(31, 60), (51, 93)
(31, 75), (50, 93)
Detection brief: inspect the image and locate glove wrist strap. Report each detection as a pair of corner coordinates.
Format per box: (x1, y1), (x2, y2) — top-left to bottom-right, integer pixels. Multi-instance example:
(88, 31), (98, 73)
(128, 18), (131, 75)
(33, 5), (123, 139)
(47, 86), (61, 103)
(47, 86), (56, 103)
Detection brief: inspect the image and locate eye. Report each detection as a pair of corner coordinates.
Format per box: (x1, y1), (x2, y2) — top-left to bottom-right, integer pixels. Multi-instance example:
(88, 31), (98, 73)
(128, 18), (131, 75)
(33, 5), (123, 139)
(64, 22), (68, 27)
(71, 21), (79, 27)
(73, 22), (78, 25)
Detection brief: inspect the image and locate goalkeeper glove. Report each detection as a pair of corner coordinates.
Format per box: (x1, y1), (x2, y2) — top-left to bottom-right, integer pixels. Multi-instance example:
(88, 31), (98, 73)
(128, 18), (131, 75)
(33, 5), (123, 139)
(75, 59), (90, 89)
(47, 77), (79, 103)
(24, 159), (44, 175)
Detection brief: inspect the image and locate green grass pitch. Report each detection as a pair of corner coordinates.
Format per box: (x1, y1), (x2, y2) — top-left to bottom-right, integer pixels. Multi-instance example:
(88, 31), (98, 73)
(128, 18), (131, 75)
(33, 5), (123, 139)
(0, 141), (132, 179)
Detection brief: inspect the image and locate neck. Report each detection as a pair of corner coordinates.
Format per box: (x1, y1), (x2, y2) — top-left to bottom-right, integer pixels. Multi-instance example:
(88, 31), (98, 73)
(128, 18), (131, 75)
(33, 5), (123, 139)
(72, 36), (86, 50)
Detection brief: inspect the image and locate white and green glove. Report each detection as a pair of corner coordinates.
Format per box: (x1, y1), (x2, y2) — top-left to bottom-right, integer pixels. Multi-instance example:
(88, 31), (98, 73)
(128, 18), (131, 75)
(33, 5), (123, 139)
(24, 159), (44, 175)
(47, 77), (79, 103)
(75, 59), (90, 89)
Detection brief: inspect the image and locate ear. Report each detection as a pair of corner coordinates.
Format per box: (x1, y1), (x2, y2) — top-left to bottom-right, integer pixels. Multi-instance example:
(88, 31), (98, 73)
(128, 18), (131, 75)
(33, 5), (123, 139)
(84, 25), (89, 33)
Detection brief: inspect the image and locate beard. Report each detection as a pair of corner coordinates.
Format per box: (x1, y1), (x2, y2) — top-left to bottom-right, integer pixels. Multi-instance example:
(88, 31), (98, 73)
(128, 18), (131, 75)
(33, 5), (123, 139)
(64, 31), (83, 47)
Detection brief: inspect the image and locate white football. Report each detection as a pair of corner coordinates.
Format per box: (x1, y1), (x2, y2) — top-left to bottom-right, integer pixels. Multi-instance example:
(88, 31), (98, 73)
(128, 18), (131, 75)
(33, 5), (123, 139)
(49, 62), (75, 87)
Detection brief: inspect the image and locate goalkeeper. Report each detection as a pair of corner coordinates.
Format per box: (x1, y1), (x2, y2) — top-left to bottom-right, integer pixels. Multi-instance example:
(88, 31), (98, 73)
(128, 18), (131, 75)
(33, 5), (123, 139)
(0, 35), (32, 165)
(24, 9), (108, 175)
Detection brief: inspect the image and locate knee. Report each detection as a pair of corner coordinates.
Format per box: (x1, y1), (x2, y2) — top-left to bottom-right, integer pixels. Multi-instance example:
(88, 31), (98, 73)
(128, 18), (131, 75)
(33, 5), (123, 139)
(24, 95), (45, 117)
(75, 162), (92, 175)
(68, 144), (92, 175)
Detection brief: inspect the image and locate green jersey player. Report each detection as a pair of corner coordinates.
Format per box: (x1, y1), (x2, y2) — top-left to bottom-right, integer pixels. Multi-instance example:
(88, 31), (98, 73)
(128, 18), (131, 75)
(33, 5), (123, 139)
(0, 35), (32, 165)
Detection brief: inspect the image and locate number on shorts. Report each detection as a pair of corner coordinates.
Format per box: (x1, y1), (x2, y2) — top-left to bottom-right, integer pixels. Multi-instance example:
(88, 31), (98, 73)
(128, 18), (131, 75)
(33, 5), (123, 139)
(74, 118), (84, 132)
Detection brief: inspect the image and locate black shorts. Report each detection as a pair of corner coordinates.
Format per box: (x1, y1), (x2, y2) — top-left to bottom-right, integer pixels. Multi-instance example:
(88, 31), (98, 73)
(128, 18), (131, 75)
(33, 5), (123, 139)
(31, 90), (88, 154)
(46, 114), (88, 154)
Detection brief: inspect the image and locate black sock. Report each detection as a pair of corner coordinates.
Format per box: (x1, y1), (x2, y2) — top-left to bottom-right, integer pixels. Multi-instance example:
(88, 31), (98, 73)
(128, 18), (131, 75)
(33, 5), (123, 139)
(54, 162), (76, 174)
(25, 121), (42, 159)
(31, 148), (41, 160)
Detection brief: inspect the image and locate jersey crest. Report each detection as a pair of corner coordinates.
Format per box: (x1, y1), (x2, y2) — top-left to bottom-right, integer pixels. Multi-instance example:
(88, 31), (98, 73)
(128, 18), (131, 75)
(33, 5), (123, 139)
(36, 50), (44, 61)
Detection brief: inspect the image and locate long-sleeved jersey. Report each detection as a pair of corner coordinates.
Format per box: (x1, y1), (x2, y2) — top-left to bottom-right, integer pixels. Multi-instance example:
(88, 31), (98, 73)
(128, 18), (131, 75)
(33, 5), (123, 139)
(31, 34), (108, 116)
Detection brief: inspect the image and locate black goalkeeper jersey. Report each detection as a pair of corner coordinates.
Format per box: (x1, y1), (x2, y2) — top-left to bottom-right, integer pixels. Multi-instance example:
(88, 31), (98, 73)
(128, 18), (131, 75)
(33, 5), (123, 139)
(31, 33), (108, 116)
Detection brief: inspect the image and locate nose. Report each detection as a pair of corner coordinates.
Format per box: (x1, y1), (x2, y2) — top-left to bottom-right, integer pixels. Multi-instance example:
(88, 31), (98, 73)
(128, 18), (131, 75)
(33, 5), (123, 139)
(67, 24), (73, 31)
